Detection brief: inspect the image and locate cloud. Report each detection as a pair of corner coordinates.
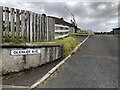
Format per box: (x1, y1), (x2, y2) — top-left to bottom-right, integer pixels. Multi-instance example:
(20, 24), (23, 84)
(0, 1), (118, 32)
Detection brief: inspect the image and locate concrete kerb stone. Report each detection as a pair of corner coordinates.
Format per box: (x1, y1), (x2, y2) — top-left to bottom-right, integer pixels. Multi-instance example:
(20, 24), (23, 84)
(2, 85), (30, 89)
(30, 73), (50, 89)
(30, 35), (90, 90)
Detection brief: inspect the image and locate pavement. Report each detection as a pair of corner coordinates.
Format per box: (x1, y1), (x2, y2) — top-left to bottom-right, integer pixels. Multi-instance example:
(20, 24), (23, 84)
(2, 58), (63, 87)
(2, 36), (87, 90)
(36, 35), (118, 88)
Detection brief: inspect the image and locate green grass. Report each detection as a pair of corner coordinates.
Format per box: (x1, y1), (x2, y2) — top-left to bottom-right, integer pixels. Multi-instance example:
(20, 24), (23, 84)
(55, 36), (80, 56)
(2, 31), (80, 57)
(34, 36), (80, 57)
(2, 37), (26, 44)
(78, 30), (89, 34)
(69, 33), (79, 36)
(55, 33), (62, 36)
(32, 41), (57, 44)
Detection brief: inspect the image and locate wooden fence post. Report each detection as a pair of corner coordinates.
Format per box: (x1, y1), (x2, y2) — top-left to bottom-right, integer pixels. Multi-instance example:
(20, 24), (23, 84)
(48, 17), (52, 41)
(36, 14), (40, 42)
(30, 12), (34, 43)
(33, 13), (37, 42)
(21, 10), (26, 41)
(41, 15), (44, 41)
(5, 7), (9, 41)
(46, 17), (49, 41)
(39, 15), (42, 42)
(10, 8), (15, 42)
(16, 9), (21, 39)
(50, 18), (53, 41)
(0, 6), (3, 43)
(52, 18), (55, 41)
(44, 16), (47, 41)
(26, 11), (30, 42)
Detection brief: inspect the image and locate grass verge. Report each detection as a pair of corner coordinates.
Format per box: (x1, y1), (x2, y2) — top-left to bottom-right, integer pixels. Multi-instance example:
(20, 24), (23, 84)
(55, 36), (80, 56)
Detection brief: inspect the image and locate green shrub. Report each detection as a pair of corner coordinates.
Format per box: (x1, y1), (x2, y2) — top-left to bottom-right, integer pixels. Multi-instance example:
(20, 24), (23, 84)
(55, 37), (80, 56)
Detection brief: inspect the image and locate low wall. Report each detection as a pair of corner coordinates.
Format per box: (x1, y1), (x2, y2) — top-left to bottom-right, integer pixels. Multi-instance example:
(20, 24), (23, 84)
(0, 43), (63, 75)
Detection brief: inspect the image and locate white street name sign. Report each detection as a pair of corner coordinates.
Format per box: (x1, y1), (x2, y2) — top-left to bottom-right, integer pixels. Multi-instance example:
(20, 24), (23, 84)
(10, 49), (41, 56)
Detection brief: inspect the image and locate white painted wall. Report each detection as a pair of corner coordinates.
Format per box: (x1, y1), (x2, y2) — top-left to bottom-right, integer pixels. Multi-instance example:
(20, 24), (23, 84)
(1, 45), (63, 75)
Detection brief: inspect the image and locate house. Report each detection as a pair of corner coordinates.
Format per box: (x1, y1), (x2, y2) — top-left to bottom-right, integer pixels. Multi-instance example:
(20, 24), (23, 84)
(113, 27), (120, 35)
(48, 16), (77, 33)
(48, 16), (81, 39)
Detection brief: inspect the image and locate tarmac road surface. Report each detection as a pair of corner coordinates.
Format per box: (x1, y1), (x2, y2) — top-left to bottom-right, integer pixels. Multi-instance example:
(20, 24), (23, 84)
(37, 35), (118, 88)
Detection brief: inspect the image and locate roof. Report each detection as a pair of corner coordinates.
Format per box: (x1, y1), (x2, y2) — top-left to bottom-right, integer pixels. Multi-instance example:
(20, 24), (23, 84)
(113, 27), (120, 30)
(48, 16), (73, 27)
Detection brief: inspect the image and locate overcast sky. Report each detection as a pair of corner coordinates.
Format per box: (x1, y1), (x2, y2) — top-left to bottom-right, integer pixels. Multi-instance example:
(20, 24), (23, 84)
(0, 0), (119, 32)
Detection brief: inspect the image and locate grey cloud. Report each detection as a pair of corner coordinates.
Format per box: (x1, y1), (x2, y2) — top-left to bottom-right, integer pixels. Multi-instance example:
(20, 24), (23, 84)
(88, 2), (118, 19)
(28, 2), (70, 18)
(0, 1), (118, 32)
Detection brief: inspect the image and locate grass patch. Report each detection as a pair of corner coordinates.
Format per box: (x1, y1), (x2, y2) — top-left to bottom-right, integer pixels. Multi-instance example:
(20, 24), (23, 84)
(69, 33), (79, 36)
(2, 37), (26, 44)
(78, 30), (89, 34)
(32, 41), (57, 44)
(55, 36), (80, 56)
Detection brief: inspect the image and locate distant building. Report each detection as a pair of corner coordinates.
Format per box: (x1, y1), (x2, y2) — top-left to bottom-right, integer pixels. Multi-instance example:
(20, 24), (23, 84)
(48, 16), (79, 33)
(113, 27), (120, 35)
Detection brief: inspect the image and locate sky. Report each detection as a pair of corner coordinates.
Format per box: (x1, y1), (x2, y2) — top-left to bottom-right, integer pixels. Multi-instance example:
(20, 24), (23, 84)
(0, 0), (119, 32)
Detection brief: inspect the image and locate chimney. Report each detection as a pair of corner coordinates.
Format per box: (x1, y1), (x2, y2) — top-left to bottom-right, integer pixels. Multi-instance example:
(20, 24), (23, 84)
(60, 18), (63, 20)
(42, 14), (46, 17)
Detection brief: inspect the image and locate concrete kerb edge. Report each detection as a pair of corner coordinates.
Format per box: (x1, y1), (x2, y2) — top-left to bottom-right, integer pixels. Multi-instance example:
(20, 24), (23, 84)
(2, 85), (30, 89)
(30, 35), (90, 90)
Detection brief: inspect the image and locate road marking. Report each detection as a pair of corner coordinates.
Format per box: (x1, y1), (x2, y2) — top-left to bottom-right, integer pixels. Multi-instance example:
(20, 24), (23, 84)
(2, 85), (30, 89)
(81, 35), (90, 44)
(30, 73), (50, 89)
(30, 35), (90, 89)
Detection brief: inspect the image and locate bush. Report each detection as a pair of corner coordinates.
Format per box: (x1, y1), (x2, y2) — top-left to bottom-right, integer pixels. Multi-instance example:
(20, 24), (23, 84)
(55, 37), (80, 56)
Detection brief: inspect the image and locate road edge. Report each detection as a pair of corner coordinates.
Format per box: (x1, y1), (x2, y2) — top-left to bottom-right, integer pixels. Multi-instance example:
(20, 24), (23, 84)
(30, 35), (90, 89)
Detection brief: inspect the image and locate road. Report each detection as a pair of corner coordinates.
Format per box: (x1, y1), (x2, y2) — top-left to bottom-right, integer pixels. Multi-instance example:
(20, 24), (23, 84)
(37, 35), (118, 88)
(2, 36), (87, 90)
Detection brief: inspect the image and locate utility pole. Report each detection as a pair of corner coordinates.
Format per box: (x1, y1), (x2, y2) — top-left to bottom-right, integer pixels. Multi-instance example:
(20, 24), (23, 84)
(64, 6), (77, 33)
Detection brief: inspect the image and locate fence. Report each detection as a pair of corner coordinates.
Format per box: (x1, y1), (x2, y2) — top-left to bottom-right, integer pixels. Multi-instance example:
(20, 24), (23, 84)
(55, 30), (69, 39)
(54, 24), (69, 39)
(0, 6), (55, 43)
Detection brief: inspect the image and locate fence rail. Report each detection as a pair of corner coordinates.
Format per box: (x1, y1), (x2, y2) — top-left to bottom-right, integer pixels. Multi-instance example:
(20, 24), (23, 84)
(55, 29), (69, 39)
(0, 6), (55, 43)
(55, 30), (69, 33)
(55, 34), (69, 39)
